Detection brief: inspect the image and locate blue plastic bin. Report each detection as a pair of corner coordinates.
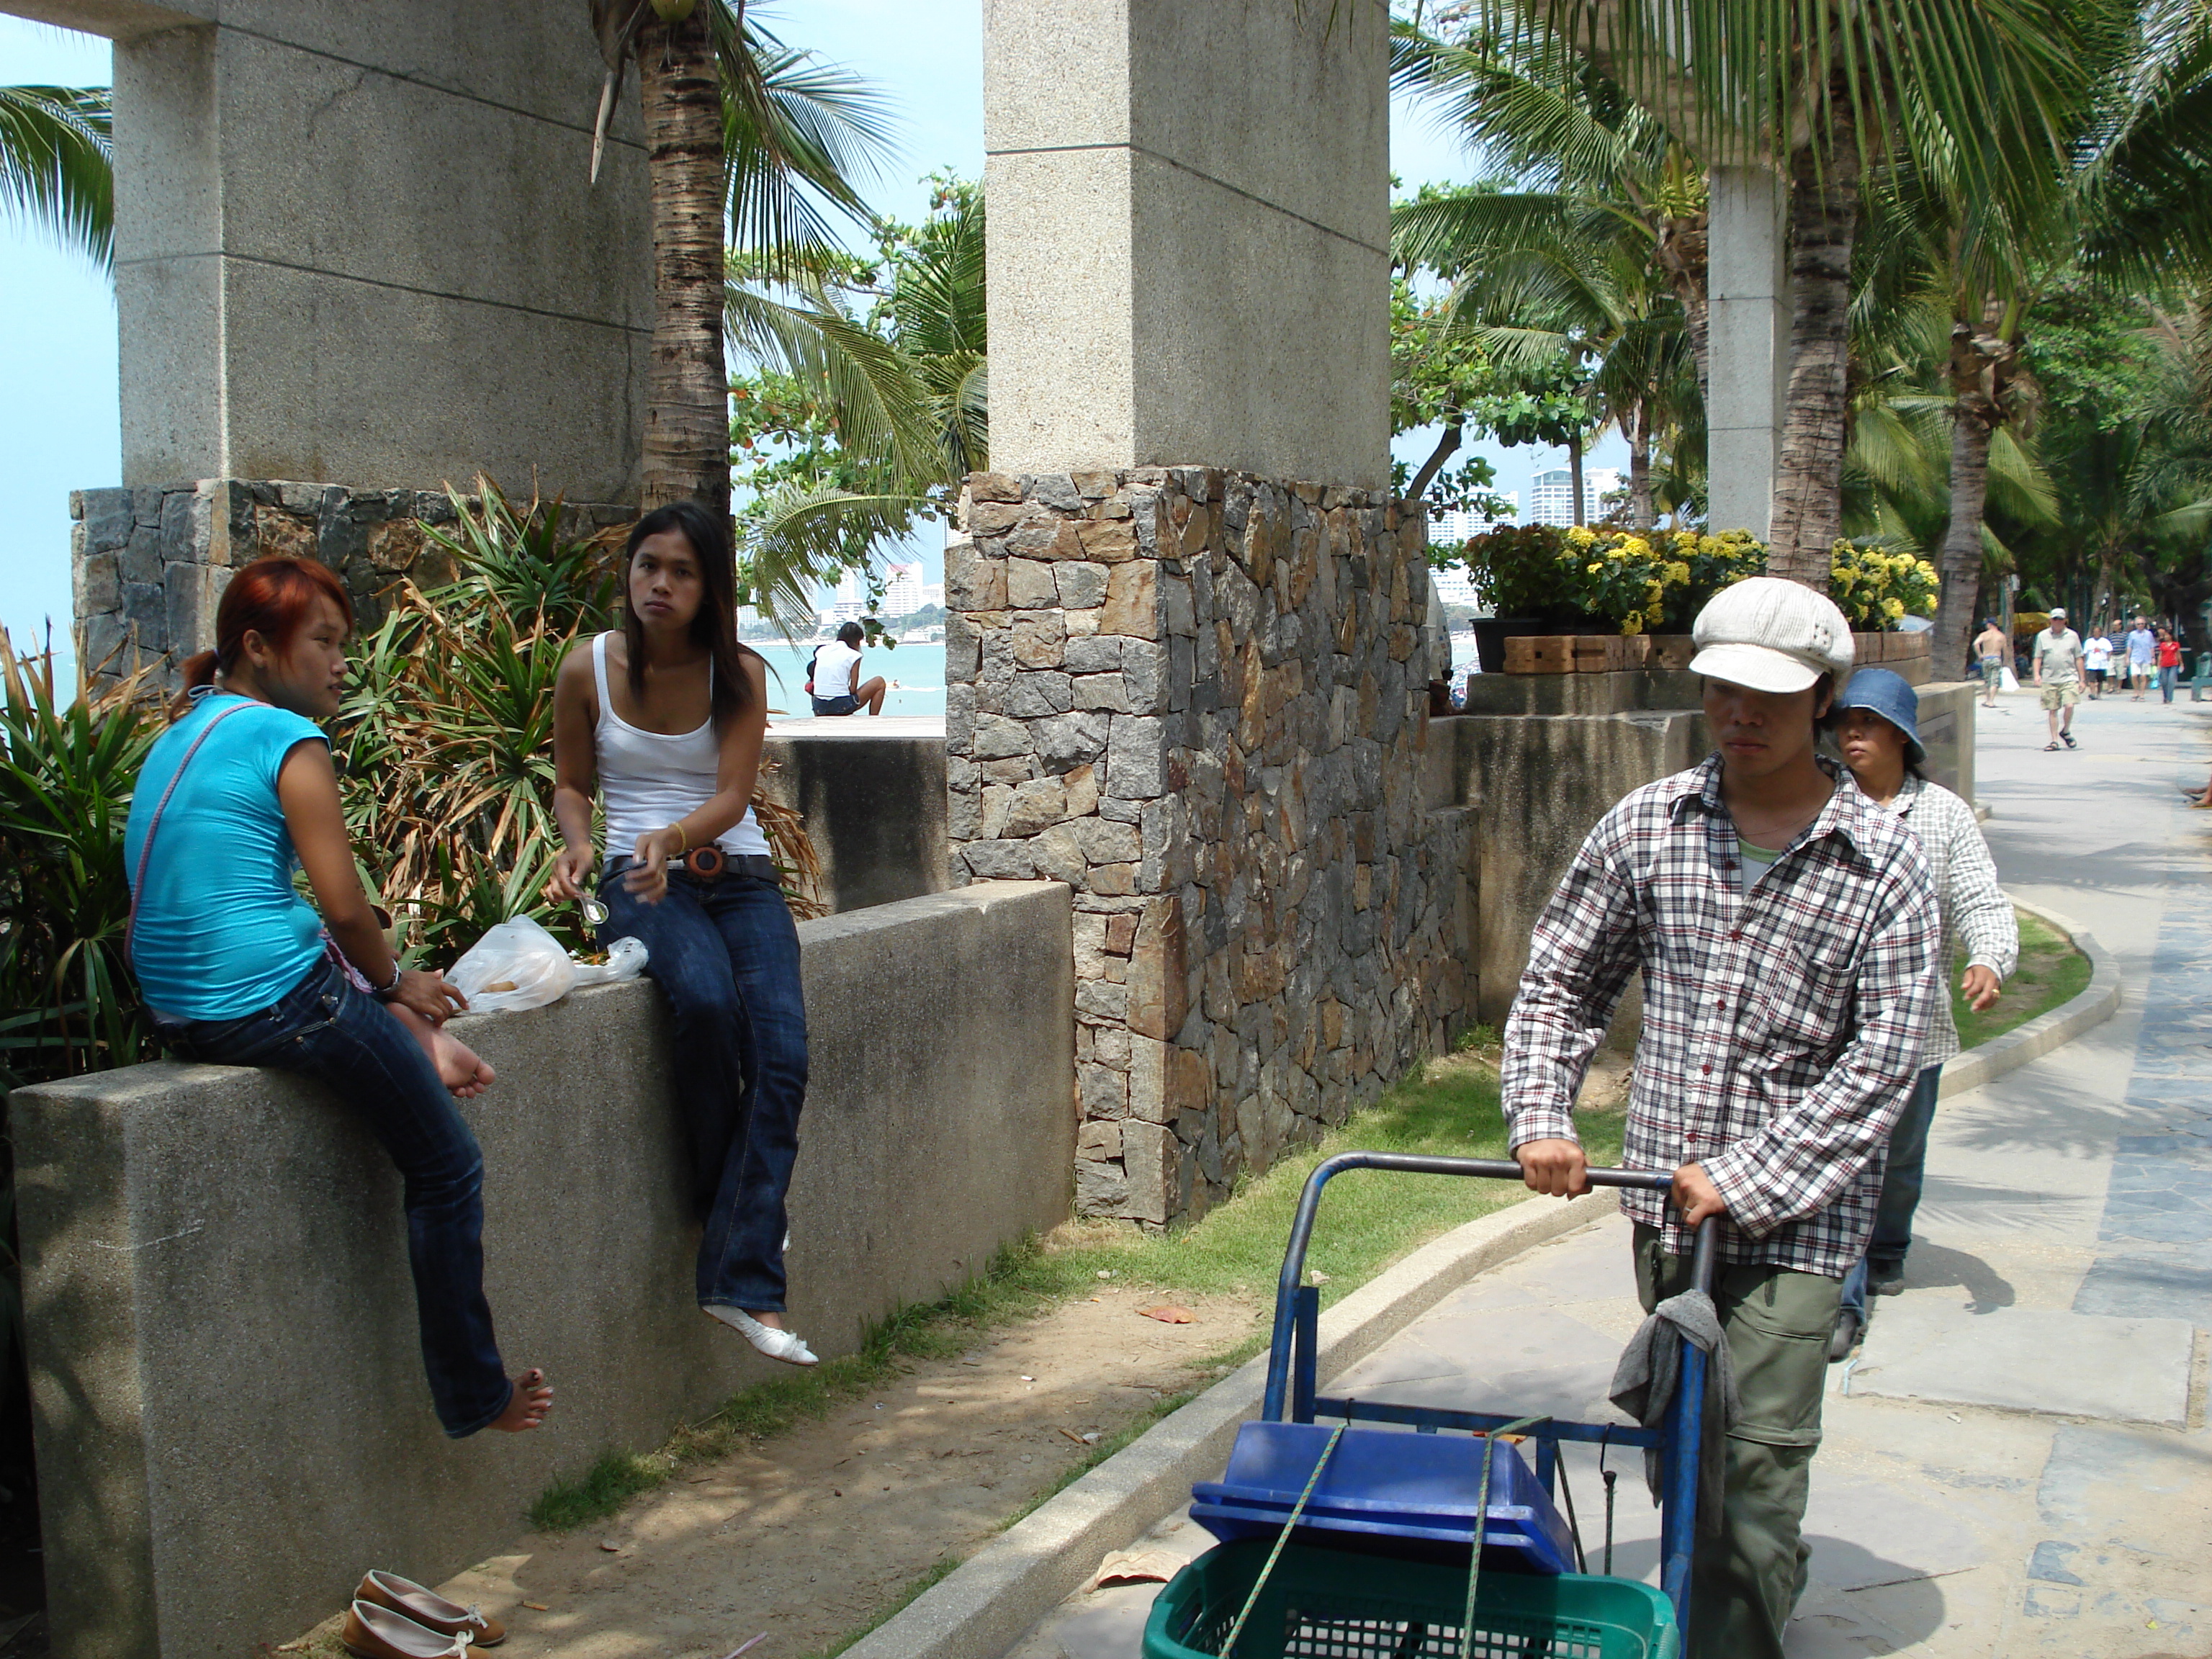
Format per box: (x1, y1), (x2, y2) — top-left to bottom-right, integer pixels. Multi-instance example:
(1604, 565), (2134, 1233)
(1190, 1420), (1577, 1575)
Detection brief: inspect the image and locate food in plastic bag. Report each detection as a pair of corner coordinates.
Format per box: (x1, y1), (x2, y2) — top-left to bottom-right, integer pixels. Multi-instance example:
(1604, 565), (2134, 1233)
(447, 916), (576, 1012)
(572, 935), (649, 987)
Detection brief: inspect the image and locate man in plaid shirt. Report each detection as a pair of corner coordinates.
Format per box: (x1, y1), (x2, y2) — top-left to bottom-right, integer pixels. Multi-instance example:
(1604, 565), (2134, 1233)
(1503, 577), (1940, 1659)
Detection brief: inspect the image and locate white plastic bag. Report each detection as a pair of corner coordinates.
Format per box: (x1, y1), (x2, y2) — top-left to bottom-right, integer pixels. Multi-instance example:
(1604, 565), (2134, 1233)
(572, 935), (649, 987)
(447, 916), (579, 1013)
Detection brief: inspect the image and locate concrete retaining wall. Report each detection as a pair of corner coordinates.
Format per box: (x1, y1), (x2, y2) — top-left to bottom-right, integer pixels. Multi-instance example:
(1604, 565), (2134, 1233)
(757, 725), (951, 914)
(14, 881), (1074, 1659)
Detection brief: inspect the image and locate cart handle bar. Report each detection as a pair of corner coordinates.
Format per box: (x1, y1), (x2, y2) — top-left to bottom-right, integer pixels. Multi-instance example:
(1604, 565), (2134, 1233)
(1262, 1151), (1719, 1421)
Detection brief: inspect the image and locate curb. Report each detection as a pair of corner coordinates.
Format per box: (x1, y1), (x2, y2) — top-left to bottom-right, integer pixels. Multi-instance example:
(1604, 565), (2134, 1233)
(842, 1185), (1618, 1659)
(1937, 894), (2121, 1100)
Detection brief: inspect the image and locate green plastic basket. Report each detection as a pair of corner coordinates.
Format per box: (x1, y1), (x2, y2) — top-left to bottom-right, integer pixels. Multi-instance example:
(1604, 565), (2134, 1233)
(1143, 1539), (1680, 1659)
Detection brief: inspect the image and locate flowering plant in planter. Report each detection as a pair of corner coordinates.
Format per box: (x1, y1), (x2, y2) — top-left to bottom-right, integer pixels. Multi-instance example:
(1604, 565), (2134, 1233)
(1827, 541), (1941, 628)
(1459, 523), (1696, 634)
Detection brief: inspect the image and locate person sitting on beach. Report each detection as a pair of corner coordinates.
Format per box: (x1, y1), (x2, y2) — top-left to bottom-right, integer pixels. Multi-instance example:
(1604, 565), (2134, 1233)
(549, 502), (819, 1367)
(125, 555), (551, 1438)
(809, 621), (887, 716)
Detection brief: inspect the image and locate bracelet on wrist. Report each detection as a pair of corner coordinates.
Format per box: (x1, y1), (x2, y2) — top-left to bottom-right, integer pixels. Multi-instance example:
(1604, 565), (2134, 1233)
(671, 821), (689, 855)
(373, 958), (405, 997)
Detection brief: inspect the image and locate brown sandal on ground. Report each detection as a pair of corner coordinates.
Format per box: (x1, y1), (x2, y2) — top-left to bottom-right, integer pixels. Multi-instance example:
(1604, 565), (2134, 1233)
(356, 1571), (505, 1647)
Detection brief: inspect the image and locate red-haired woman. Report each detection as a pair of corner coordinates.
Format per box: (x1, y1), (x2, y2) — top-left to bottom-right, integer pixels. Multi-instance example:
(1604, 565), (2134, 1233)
(124, 556), (552, 1439)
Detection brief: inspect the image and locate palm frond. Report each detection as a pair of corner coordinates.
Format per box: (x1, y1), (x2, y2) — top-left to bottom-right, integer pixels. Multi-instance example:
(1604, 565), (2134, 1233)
(0, 84), (112, 272)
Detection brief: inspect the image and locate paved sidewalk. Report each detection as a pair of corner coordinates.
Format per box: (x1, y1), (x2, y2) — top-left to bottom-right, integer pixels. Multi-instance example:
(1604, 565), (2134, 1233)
(1008, 685), (2212, 1658)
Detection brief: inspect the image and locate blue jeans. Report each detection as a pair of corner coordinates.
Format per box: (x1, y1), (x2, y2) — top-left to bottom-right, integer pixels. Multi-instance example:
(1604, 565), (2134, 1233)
(2161, 665), (2179, 701)
(1840, 1063), (1943, 1319)
(599, 864), (808, 1312)
(152, 956), (513, 1437)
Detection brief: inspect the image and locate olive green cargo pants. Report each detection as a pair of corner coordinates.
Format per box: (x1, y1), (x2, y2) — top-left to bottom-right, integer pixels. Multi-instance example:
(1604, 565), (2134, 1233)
(1632, 1224), (1842, 1659)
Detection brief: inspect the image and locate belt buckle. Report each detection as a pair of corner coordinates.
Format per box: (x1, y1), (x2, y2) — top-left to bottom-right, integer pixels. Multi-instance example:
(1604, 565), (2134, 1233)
(685, 845), (726, 881)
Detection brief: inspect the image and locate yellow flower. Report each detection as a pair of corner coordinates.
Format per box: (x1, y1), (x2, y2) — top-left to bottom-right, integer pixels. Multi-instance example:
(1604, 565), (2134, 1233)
(1621, 612), (1645, 635)
(1587, 562), (1604, 576)
(1920, 595), (1938, 614)
(1665, 562), (1691, 585)
(1568, 526), (1597, 547)
(1606, 543), (1627, 560)
(1883, 597), (1906, 621)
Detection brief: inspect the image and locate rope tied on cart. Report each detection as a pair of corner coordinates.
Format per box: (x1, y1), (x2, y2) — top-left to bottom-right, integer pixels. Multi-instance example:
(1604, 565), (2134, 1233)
(1460, 1416), (1548, 1659)
(1609, 1288), (1741, 1533)
(1212, 1419), (1345, 1656)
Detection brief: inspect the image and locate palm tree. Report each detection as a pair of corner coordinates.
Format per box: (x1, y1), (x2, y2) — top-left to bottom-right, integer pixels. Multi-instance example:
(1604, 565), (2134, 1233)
(0, 83), (112, 271)
(1497, 0), (2092, 585)
(588, 1), (896, 514)
(724, 182), (987, 634)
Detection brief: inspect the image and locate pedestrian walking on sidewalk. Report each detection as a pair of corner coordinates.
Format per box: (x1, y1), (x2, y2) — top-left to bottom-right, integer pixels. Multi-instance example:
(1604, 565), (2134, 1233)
(2127, 616), (2157, 699)
(1822, 670), (2018, 1359)
(1974, 618), (2009, 708)
(1501, 578), (1940, 1659)
(2158, 629), (2182, 702)
(2033, 610), (2084, 750)
(2084, 629), (2113, 698)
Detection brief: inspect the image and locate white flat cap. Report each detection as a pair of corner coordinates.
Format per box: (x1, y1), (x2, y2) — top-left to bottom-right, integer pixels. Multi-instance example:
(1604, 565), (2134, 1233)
(1690, 576), (1855, 695)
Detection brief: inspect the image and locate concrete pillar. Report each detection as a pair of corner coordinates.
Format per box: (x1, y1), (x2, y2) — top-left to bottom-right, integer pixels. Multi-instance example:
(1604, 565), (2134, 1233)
(1706, 166), (1789, 539)
(5, 0), (649, 500)
(981, 0), (1390, 487)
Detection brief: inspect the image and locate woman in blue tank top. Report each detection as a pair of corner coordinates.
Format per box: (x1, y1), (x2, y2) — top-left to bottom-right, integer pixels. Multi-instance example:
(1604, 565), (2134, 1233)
(126, 556), (552, 1439)
(549, 502), (816, 1366)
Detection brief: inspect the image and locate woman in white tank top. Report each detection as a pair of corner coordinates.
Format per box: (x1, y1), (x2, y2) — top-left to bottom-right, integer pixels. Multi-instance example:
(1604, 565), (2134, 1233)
(549, 501), (817, 1366)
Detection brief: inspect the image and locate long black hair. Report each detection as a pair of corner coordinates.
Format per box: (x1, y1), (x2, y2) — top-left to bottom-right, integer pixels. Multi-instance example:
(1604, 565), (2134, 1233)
(622, 500), (755, 728)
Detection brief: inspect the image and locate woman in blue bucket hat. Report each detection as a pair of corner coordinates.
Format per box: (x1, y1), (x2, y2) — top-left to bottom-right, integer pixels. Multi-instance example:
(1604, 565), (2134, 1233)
(1822, 669), (2018, 1357)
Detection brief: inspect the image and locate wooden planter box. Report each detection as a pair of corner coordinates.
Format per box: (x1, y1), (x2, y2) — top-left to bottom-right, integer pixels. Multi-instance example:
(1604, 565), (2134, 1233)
(1501, 630), (1930, 675)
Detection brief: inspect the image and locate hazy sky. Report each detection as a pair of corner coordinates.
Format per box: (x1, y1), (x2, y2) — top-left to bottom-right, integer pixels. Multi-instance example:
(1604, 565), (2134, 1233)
(0, 4), (1622, 669)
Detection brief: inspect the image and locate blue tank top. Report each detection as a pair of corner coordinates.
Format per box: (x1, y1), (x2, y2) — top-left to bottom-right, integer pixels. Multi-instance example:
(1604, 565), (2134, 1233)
(122, 693), (331, 1020)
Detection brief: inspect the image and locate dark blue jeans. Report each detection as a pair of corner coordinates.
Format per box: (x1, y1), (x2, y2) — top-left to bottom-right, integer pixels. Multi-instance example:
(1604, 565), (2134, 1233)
(1840, 1062), (1943, 1319)
(152, 956), (513, 1437)
(600, 864), (808, 1312)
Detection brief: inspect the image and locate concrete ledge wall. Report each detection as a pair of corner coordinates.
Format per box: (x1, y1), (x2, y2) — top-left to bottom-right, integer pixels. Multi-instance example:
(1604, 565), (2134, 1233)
(757, 727), (951, 914)
(14, 881), (1074, 1659)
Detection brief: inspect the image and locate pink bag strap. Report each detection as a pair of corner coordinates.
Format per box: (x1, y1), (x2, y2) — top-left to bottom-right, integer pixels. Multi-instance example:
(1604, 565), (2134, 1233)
(127, 698), (252, 969)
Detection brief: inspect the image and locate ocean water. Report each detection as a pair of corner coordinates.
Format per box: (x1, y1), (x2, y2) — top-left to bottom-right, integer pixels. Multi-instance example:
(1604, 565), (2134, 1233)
(748, 638), (947, 719)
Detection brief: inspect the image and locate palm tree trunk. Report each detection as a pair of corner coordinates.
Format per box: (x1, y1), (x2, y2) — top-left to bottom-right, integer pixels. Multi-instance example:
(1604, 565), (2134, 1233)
(1766, 91), (1861, 587)
(1936, 409), (1993, 678)
(639, 5), (730, 518)
(1568, 433), (1586, 528)
(1628, 402), (1654, 531)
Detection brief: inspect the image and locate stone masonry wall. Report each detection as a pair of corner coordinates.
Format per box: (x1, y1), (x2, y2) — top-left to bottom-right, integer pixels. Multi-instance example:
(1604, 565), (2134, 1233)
(70, 481), (631, 691)
(947, 468), (1475, 1228)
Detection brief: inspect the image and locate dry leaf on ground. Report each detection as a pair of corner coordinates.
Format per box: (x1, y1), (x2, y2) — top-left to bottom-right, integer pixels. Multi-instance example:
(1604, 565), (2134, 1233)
(1139, 1305), (1196, 1323)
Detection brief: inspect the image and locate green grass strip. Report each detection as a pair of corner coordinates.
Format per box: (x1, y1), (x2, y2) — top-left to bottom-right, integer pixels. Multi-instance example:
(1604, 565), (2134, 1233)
(1952, 907), (2092, 1053)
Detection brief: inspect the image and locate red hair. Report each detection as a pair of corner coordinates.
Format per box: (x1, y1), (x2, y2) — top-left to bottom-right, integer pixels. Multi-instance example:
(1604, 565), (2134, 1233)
(177, 556), (354, 714)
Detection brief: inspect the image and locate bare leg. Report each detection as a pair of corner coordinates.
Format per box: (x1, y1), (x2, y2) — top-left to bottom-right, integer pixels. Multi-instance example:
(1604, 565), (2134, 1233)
(490, 1367), (553, 1432)
(387, 1002), (496, 1098)
(858, 675), (889, 715)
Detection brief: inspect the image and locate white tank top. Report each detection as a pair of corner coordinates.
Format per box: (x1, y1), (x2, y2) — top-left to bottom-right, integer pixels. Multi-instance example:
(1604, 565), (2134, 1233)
(593, 631), (768, 860)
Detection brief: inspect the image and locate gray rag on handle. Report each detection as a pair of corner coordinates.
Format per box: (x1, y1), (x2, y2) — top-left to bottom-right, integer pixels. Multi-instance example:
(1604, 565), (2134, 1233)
(1608, 1290), (1743, 1527)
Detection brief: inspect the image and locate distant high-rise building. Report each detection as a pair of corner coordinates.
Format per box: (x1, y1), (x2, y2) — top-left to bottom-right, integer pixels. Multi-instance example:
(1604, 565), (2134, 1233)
(1428, 495), (1519, 548)
(1527, 467), (1625, 526)
(881, 561), (927, 617)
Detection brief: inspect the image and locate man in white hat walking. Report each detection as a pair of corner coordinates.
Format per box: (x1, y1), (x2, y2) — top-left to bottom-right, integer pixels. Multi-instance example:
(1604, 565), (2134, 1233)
(1501, 577), (1940, 1659)
(2033, 608), (2084, 750)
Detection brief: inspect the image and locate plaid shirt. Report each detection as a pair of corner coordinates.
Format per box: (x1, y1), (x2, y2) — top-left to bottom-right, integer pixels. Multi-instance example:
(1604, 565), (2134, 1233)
(1501, 755), (1941, 1277)
(1887, 776), (2017, 1066)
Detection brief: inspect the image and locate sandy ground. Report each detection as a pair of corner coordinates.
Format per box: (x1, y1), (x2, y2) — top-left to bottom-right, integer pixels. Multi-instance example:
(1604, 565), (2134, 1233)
(288, 1287), (1256, 1659)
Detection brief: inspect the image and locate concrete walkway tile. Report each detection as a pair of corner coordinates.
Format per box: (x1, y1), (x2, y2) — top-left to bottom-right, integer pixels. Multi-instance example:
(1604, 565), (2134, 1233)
(1493, 1215), (1641, 1306)
(1323, 1334), (1473, 1392)
(1801, 1473), (1987, 1590)
(1851, 1303), (2195, 1426)
(2072, 1242), (2212, 1326)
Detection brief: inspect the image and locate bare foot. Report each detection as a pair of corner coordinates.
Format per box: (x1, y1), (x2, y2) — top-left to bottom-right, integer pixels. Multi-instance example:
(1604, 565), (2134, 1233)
(387, 1002), (496, 1097)
(748, 1310), (788, 1331)
(491, 1369), (552, 1432)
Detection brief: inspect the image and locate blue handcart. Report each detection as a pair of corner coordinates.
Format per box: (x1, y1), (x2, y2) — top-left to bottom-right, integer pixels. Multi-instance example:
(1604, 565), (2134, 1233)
(1144, 1152), (1721, 1659)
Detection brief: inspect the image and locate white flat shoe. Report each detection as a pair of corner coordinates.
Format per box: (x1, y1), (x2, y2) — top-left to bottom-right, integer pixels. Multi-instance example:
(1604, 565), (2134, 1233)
(705, 1305), (818, 1366)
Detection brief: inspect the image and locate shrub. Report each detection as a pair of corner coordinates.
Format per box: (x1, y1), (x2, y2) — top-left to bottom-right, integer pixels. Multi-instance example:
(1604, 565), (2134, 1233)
(1455, 524), (1938, 635)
